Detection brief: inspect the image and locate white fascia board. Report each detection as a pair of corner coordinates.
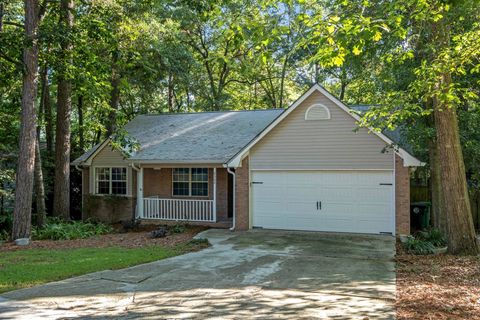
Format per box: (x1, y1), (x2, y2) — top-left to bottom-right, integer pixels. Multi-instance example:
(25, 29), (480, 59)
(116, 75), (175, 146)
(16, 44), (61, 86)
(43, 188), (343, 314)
(83, 138), (111, 166)
(227, 84), (425, 168)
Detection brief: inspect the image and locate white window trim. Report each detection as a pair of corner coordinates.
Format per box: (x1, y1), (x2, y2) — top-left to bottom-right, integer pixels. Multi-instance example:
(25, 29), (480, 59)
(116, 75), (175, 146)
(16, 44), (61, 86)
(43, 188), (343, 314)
(172, 168), (209, 197)
(93, 166), (129, 196)
(305, 103), (331, 120)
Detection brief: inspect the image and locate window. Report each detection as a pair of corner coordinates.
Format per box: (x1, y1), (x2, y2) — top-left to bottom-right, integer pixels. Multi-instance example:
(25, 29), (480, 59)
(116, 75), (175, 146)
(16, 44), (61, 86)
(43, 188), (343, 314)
(95, 167), (127, 195)
(173, 168), (208, 197)
(305, 104), (331, 120)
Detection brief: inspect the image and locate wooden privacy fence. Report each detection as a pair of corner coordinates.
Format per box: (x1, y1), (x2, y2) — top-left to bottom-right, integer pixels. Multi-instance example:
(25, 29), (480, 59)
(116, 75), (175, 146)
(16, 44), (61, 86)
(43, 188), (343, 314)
(411, 186), (480, 230)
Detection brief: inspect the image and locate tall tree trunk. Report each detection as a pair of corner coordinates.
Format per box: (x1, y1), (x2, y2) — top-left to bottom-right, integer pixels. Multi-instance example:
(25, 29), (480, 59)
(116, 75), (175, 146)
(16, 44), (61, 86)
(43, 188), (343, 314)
(12, 0), (40, 240)
(434, 92), (477, 254)
(432, 21), (478, 255)
(40, 64), (53, 156)
(106, 50), (120, 137)
(77, 95), (84, 151)
(53, 0), (74, 220)
(429, 137), (446, 234)
(34, 137), (46, 227)
(35, 72), (47, 228)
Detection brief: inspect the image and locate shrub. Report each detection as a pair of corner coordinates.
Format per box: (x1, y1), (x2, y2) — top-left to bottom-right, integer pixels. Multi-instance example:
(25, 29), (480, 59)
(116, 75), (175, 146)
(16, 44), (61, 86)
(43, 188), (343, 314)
(0, 229), (9, 242)
(404, 236), (436, 255)
(170, 223), (186, 234)
(416, 229), (447, 247)
(33, 219), (113, 241)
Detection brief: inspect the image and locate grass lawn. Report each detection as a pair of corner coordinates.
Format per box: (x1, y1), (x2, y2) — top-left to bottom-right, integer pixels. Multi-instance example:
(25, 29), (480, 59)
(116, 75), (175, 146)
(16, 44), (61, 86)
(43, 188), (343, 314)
(0, 241), (206, 294)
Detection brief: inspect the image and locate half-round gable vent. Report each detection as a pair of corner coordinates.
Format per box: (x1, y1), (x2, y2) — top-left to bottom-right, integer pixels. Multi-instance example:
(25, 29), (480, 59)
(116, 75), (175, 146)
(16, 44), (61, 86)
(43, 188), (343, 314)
(305, 104), (331, 120)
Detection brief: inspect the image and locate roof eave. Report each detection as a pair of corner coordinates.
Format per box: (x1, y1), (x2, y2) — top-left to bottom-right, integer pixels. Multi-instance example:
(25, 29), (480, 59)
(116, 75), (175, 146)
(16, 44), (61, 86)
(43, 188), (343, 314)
(129, 159), (225, 165)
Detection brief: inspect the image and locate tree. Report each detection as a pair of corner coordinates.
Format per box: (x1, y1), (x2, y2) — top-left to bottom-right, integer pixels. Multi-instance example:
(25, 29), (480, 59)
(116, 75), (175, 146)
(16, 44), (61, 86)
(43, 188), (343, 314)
(339, 0), (479, 254)
(53, 0), (74, 220)
(11, 0), (41, 240)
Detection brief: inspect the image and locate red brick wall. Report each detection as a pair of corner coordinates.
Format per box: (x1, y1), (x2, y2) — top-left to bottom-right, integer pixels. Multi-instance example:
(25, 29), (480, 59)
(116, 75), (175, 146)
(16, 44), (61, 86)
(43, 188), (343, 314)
(82, 195), (135, 223)
(396, 154), (411, 235)
(235, 157), (250, 230)
(216, 169), (228, 222)
(142, 167), (228, 222)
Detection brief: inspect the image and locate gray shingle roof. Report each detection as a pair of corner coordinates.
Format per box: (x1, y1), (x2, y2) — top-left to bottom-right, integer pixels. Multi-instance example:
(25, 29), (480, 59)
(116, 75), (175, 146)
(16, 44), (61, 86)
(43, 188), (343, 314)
(73, 109), (284, 165)
(71, 142), (104, 165)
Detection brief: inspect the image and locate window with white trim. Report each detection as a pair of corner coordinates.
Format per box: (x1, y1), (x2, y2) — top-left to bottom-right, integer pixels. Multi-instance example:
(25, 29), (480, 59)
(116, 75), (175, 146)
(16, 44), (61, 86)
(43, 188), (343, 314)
(172, 168), (208, 197)
(95, 167), (127, 195)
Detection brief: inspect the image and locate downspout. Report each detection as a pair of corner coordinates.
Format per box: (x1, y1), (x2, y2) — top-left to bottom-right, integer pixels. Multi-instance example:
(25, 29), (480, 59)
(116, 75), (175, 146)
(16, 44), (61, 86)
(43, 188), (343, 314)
(130, 162), (140, 172)
(227, 167), (236, 231)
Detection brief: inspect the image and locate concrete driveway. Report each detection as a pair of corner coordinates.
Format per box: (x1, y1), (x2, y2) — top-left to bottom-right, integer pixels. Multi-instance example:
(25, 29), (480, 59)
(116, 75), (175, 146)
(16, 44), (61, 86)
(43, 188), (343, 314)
(0, 229), (395, 319)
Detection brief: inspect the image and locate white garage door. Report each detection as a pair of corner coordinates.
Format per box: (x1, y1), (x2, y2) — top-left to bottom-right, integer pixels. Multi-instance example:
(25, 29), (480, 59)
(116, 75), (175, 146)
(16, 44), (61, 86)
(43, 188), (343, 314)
(251, 171), (394, 234)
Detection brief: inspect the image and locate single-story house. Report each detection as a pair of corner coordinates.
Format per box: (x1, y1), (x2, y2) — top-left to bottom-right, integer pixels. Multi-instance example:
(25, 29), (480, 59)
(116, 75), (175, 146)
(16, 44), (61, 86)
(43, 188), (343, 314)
(72, 84), (423, 236)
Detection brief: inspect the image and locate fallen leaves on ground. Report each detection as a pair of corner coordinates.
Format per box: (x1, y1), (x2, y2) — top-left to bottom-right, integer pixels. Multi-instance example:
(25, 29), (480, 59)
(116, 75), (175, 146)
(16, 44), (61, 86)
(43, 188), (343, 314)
(396, 243), (480, 320)
(0, 225), (208, 251)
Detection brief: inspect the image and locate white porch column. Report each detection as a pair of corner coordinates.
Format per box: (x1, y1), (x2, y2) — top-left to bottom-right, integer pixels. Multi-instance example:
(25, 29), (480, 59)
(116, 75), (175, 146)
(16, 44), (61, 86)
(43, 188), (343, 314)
(137, 167), (144, 219)
(213, 167), (217, 222)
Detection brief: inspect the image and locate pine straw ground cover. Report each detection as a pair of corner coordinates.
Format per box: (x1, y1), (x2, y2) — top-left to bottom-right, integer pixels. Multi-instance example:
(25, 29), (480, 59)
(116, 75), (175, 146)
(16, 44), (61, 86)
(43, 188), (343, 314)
(396, 243), (480, 319)
(0, 224), (207, 251)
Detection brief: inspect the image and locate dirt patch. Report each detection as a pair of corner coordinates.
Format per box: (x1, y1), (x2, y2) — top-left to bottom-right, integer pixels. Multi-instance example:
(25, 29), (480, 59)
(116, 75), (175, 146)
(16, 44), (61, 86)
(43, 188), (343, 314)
(0, 225), (207, 251)
(396, 243), (480, 319)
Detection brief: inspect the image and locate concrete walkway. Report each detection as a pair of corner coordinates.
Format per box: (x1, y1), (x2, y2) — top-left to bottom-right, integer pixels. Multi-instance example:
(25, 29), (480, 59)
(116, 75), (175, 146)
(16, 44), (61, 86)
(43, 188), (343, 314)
(0, 229), (396, 319)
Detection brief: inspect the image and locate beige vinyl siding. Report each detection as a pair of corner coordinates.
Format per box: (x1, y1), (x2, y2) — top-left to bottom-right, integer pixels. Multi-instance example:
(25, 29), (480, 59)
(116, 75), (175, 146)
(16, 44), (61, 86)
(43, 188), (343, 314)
(250, 90), (394, 170)
(89, 143), (133, 195)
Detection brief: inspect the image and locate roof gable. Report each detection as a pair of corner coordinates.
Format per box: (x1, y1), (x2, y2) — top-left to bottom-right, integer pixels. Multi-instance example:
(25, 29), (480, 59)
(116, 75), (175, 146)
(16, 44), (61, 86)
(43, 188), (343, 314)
(226, 84), (424, 167)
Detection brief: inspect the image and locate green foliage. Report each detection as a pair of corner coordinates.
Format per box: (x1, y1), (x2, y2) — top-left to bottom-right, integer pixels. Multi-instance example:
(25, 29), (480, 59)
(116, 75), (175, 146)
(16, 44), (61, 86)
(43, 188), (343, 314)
(0, 229), (9, 242)
(0, 212), (12, 235)
(404, 229), (447, 255)
(32, 219), (113, 241)
(170, 223), (187, 234)
(415, 229), (447, 248)
(404, 236), (436, 255)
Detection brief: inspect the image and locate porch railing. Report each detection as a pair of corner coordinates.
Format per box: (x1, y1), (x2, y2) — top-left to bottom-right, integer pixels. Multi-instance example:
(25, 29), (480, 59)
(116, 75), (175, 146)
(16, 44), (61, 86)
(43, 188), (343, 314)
(142, 196), (215, 222)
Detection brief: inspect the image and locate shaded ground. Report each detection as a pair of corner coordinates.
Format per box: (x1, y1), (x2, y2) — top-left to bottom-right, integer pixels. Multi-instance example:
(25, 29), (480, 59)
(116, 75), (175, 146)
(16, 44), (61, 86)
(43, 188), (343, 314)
(0, 225), (207, 251)
(0, 229), (396, 319)
(396, 244), (480, 319)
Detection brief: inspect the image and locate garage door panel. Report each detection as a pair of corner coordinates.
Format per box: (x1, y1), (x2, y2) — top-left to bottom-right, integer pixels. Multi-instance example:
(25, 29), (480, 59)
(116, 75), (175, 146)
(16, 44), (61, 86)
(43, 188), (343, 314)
(252, 171), (394, 234)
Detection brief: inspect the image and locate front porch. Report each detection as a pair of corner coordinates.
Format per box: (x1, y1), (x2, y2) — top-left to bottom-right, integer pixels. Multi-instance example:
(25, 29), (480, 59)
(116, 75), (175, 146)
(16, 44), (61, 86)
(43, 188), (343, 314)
(135, 166), (233, 225)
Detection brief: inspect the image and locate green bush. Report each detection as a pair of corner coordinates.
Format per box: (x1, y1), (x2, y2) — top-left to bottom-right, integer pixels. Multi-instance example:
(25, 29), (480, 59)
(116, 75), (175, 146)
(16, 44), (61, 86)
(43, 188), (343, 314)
(0, 229), (9, 242)
(416, 229), (447, 247)
(404, 236), (436, 255)
(170, 223), (186, 234)
(33, 219), (113, 241)
(0, 212), (12, 238)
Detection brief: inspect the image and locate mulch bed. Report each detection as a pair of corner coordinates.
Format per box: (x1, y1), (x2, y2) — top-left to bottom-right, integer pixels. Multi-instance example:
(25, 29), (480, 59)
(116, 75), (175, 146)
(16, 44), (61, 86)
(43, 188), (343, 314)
(0, 225), (208, 252)
(396, 243), (480, 320)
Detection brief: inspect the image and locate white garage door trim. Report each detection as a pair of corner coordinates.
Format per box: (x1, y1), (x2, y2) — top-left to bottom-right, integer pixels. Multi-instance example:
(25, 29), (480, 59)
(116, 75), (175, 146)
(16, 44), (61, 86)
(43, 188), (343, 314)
(250, 170), (395, 235)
